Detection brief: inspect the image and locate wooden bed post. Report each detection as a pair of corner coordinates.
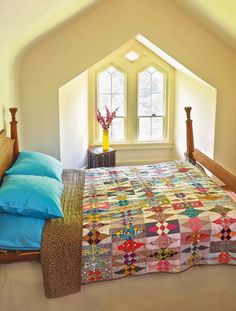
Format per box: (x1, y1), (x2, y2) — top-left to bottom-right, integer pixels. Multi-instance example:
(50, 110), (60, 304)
(9, 107), (19, 160)
(184, 107), (195, 163)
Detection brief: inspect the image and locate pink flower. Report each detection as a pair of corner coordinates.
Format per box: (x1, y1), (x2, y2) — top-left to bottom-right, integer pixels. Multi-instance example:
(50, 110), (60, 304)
(96, 106), (119, 129)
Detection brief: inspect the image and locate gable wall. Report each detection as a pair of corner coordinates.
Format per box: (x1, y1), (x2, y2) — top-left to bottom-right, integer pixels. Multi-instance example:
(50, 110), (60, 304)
(19, 0), (236, 172)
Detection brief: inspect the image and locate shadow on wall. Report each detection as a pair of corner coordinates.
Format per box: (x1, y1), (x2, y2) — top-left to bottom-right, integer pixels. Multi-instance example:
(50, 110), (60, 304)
(59, 71), (88, 169)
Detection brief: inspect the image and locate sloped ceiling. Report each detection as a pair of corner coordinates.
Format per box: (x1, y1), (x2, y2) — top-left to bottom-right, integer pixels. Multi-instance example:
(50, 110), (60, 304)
(0, 0), (99, 60)
(176, 0), (236, 51)
(1, 0), (236, 61)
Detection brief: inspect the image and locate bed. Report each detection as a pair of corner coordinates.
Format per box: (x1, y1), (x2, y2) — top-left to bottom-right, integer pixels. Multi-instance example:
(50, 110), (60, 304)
(0, 107), (236, 298)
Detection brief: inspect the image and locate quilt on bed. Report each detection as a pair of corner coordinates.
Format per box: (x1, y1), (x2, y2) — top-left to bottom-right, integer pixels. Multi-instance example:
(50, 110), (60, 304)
(81, 161), (236, 284)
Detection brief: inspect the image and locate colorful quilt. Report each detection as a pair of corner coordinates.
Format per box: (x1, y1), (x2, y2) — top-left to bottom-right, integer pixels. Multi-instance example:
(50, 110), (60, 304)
(81, 161), (236, 284)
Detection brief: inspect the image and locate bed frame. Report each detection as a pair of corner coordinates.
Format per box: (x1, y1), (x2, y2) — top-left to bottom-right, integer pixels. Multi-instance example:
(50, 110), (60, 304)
(0, 106), (235, 264)
(0, 108), (18, 184)
(0, 108), (41, 263)
(185, 107), (236, 192)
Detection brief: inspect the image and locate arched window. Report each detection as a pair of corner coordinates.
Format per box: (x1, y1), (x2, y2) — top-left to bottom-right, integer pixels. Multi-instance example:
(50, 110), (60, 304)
(138, 66), (165, 141)
(89, 41), (174, 149)
(97, 66), (125, 142)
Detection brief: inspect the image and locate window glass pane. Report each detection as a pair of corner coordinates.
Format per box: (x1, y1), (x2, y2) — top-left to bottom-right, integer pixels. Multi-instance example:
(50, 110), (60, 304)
(147, 66), (156, 74)
(98, 94), (111, 115)
(138, 94), (150, 116)
(112, 71), (124, 93)
(98, 118), (124, 142)
(139, 71), (151, 93)
(98, 71), (111, 93)
(111, 118), (124, 142)
(152, 117), (163, 140)
(139, 117), (163, 141)
(97, 66), (125, 143)
(139, 117), (151, 141)
(151, 94), (163, 116)
(112, 94), (124, 116)
(107, 66), (117, 74)
(152, 71), (164, 93)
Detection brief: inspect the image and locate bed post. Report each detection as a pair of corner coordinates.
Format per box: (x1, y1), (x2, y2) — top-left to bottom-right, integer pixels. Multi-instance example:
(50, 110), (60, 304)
(184, 107), (195, 163)
(9, 107), (19, 160)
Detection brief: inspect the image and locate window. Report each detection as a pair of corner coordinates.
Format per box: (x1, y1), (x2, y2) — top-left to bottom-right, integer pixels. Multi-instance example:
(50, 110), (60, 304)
(138, 66), (165, 141)
(89, 41), (174, 149)
(97, 66), (125, 142)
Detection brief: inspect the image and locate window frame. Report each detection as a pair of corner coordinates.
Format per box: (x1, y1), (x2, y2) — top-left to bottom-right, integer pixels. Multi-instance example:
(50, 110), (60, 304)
(137, 63), (168, 143)
(88, 43), (175, 150)
(95, 63), (128, 144)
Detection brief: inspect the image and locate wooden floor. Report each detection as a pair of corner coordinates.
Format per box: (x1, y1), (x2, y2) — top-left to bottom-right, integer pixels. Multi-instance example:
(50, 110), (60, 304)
(0, 261), (236, 311)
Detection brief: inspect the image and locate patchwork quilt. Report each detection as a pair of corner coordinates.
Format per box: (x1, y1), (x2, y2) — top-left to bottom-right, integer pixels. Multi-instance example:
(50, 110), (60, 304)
(81, 161), (236, 284)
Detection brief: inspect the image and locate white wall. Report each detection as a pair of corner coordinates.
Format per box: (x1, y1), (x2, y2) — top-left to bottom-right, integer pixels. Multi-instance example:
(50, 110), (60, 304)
(59, 71), (88, 169)
(17, 0), (236, 173)
(174, 71), (217, 160)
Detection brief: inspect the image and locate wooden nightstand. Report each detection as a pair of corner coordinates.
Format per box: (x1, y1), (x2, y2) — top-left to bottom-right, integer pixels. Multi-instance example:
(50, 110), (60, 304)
(88, 147), (116, 168)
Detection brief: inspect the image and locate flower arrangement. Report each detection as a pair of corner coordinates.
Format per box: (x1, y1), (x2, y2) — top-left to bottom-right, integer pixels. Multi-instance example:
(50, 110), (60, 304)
(96, 106), (118, 151)
(96, 106), (119, 130)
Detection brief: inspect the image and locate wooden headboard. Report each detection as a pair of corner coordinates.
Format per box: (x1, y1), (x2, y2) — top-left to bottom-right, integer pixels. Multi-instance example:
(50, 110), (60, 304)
(0, 108), (19, 182)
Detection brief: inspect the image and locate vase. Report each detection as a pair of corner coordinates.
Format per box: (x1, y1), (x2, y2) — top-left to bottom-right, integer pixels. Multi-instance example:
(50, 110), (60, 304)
(102, 129), (109, 151)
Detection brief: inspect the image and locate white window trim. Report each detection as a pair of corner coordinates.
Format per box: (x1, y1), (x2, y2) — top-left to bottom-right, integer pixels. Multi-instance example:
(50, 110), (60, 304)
(137, 63), (167, 143)
(91, 142), (174, 151)
(88, 40), (175, 151)
(95, 64), (127, 144)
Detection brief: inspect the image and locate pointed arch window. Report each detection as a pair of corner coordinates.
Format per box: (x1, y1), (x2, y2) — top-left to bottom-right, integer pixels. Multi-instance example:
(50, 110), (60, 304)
(138, 66), (165, 141)
(97, 66), (126, 142)
(90, 45), (174, 149)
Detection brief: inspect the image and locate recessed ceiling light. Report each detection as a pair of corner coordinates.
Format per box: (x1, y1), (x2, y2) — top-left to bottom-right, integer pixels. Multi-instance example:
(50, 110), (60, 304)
(125, 51), (140, 62)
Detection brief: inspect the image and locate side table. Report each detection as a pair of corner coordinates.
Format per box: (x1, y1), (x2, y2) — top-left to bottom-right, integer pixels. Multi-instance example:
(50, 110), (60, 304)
(88, 147), (116, 168)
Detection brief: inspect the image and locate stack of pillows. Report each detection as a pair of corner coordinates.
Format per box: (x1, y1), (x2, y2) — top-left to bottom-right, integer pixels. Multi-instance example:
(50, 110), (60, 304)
(0, 150), (64, 219)
(0, 150), (64, 250)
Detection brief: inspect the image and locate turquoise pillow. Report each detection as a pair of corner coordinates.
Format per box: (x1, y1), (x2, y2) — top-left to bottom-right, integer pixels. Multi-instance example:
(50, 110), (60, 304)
(7, 150), (63, 182)
(0, 175), (64, 219)
(0, 212), (45, 250)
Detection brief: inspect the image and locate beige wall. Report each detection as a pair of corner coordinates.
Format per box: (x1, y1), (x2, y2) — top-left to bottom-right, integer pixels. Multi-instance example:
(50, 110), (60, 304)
(0, 53), (22, 149)
(174, 71), (217, 160)
(59, 71), (88, 169)
(117, 147), (173, 166)
(87, 38), (175, 166)
(0, 56), (15, 132)
(18, 0), (236, 172)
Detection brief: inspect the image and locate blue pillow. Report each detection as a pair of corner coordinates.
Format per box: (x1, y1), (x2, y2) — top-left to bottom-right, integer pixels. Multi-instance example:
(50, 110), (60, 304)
(0, 175), (64, 219)
(0, 212), (45, 250)
(7, 150), (63, 182)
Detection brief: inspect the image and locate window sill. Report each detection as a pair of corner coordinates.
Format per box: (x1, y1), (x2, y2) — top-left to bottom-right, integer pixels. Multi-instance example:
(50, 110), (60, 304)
(91, 141), (174, 151)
